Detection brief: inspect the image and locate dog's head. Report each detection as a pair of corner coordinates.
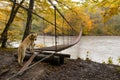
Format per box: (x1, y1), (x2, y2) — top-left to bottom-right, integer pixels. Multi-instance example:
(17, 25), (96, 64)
(29, 33), (38, 41)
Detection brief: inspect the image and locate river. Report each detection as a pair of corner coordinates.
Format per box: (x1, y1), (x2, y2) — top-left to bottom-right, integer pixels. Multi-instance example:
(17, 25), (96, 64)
(11, 36), (120, 65)
(61, 36), (120, 65)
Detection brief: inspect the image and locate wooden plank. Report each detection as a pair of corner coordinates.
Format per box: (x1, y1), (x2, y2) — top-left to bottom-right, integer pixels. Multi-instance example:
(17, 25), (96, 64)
(26, 50), (70, 58)
(19, 53), (37, 75)
(7, 53), (37, 80)
(34, 45), (70, 52)
(40, 51), (70, 58)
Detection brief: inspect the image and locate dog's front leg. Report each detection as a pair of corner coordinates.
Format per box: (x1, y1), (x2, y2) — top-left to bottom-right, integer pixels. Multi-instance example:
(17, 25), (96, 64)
(30, 43), (35, 53)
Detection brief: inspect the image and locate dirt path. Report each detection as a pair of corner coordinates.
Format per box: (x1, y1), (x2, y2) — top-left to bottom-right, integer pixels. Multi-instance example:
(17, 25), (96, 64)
(0, 48), (120, 80)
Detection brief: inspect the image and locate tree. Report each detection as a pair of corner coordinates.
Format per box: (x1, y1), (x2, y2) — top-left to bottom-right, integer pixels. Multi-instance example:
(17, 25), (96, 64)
(0, 0), (25, 48)
(82, 0), (120, 22)
(43, 6), (93, 35)
(97, 0), (120, 22)
(22, 0), (34, 41)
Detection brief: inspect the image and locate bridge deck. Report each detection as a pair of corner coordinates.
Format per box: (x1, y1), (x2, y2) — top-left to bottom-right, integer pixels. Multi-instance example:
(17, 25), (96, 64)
(34, 28), (82, 52)
(34, 44), (72, 52)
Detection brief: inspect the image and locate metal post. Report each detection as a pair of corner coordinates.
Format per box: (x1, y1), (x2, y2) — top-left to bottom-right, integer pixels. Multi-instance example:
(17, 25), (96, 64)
(54, 5), (57, 52)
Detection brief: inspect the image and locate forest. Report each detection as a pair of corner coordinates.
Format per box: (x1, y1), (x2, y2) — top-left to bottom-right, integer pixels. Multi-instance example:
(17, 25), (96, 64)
(0, 0), (120, 48)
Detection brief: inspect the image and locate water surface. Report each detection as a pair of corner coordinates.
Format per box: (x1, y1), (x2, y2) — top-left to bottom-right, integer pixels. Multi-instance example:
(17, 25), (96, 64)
(61, 36), (120, 65)
(12, 36), (120, 65)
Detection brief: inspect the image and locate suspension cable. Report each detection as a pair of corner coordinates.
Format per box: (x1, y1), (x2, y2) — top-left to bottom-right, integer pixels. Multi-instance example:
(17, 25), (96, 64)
(62, 19), (65, 45)
(9, 0), (59, 29)
(42, 19), (45, 46)
(48, 0), (75, 32)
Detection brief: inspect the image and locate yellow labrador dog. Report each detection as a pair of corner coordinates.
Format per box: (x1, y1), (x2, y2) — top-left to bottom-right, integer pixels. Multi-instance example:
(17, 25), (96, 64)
(18, 33), (37, 66)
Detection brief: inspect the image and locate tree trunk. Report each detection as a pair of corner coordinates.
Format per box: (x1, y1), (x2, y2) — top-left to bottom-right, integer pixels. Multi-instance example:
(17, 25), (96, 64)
(22, 0), (34, 41)
(0, 0), (25, 48)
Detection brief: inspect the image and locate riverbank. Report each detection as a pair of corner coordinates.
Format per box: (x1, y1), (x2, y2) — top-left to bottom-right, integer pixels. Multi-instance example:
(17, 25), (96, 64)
(0, 48), (120, 80)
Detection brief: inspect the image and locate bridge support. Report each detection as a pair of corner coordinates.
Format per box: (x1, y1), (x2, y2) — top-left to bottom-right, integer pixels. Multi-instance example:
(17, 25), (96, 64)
(14, 51), (70, 65)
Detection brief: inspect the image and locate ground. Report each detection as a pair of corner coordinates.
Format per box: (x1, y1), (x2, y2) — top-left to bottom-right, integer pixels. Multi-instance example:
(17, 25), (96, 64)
(0, 48), (120, 80)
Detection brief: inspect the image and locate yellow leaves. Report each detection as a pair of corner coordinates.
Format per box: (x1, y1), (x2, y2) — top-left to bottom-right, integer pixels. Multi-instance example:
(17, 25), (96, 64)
(0, 25), (5, 33)
(14, 15), (25, 22)
(44, 25), (54, 34)
(35, 0), (51, 15)
(0, 9), (9, 33)
(96, 0), (120, 22)
(61, 6), (94, 35)
(0, 8), (10, 14)
(41, 1), (94, 35)
(0, 9), (10, 23)
(84, 0), (120, 23)
(0, 7), (10, 31)
(0, 12), (6, 20)
(86, 19), (93, 30)
(0, 2), (25, 36)
(8, 30), (21, 41)
(35, 44), (45, 48)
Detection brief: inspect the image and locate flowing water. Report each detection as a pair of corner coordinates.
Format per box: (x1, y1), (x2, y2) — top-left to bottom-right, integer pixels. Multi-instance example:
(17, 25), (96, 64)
(12, 36), (120, 65)
(62, 36), (120, 65)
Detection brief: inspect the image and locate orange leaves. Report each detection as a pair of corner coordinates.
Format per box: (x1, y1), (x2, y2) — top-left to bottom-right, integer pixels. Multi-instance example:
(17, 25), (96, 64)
(41, 1), (94, 35)
(65, 7), (93, 34)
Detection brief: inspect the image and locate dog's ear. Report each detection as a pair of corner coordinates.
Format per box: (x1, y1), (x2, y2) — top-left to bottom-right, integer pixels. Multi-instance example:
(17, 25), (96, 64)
(31, 34), (34, 37)
(29, 34), (34, 40)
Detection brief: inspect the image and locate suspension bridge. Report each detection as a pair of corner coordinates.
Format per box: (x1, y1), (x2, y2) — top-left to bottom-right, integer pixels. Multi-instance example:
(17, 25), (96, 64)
(8, 0), (83, 79)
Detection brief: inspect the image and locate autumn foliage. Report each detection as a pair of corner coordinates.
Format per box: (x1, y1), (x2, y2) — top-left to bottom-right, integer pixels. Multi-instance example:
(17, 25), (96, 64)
(0, 0), (120, 47)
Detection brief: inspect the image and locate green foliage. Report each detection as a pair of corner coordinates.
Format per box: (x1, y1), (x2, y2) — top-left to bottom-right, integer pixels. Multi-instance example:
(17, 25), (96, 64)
(86, 51), (91, 61)
(88, 10), (120, 36)
(102, 61), (106, 64)
(107, 57), (113, 64)
(117, 57), (120, 64)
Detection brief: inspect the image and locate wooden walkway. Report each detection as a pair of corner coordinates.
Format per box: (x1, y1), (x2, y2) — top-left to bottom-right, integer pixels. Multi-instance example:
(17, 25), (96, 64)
(34, 44), (72, 52)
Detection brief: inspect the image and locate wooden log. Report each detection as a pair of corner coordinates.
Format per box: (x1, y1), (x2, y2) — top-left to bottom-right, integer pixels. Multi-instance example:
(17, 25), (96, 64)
(14, 51), (70, 65)
(26, 50), (70, 58)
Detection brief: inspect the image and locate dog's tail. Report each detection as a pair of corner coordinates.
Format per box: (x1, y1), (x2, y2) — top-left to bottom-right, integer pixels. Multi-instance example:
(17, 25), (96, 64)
(18, 46), (24, 66)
